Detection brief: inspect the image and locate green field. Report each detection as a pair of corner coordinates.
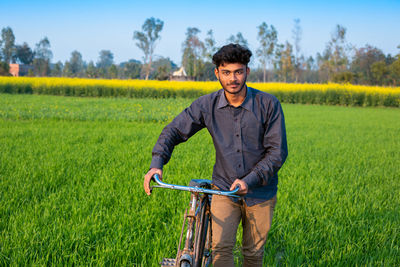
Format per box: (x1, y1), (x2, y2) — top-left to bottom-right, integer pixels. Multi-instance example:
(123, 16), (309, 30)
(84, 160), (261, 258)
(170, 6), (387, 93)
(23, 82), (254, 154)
(0, 93), (399, 266)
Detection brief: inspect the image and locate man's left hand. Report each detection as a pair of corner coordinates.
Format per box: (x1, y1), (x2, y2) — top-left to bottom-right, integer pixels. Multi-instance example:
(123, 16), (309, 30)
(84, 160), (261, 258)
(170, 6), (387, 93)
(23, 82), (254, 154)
(230, 179), (248, 195)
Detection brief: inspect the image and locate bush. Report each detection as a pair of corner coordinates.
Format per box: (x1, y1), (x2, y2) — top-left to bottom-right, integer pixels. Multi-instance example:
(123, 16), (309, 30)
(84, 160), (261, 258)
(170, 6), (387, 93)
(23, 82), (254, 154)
(0, 62), (11, 76)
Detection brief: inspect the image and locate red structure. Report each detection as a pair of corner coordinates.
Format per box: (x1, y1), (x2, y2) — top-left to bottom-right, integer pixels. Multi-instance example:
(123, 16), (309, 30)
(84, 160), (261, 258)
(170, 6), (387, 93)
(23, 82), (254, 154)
(9, 64), (33, 77)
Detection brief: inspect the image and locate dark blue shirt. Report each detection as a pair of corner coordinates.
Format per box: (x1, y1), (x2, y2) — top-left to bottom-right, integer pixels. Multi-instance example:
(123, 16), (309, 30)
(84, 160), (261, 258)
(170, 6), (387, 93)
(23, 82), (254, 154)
(150, 86), (288, 206)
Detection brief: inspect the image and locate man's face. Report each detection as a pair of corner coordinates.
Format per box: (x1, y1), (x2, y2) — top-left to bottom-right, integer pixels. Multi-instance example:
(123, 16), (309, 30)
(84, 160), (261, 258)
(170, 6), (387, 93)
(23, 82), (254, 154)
(215, 63), (250, 95)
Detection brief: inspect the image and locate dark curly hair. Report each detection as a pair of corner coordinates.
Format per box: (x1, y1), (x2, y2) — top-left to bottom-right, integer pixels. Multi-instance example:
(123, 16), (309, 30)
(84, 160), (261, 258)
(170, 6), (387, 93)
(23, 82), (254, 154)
(212, 43), (252, 68)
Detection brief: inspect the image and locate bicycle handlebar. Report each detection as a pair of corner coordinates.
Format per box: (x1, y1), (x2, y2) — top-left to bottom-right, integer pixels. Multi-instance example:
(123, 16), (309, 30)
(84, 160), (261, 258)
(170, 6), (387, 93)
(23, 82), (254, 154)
(151, 174), (241, 198)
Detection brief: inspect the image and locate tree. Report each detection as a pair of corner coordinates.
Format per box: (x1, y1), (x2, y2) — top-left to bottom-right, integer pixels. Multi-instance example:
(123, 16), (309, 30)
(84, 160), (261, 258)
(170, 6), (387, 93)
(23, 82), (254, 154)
(0, 62), (10, 76)
(133, 17), (164, 80)
(97, 50), (114, 69)
(303, 56), (319, 83)
(62, 62), (72, 77)
(388, 58), (400, 86)
(33, 37), (52, 76)
(198, 62), (216, 81)
(316, 25), (350, 82)
(275, 41), (295, 82)
(16, 42), (34, 65)
(34, 37), (52, 62)
(51, 61), (63, 77)
(150, 57), (176, 80)
(86, 61), (98, 78)
(257, 22), (278, 82)
(1, 27), (16, 63)
(248, 68), (265, 82)
(332, 71), (354, 84)
(327, 25), (350, 80)
(182, 27), (205, 80)
(350, 45), (385, 84)
(370, 61), (388, 85)
(96, 50), (114, 78)
(292, 18), (302, 82)
(67, 50), (84, 77)
(316, 50), (331, 82)
(330, 25), (349, 73)
(108, 64), (118, 79)
(385, 54), (396, 66)
(204, 30), (217, 62)
(227, 32), (249, 47)
(120, 59), (142, 79)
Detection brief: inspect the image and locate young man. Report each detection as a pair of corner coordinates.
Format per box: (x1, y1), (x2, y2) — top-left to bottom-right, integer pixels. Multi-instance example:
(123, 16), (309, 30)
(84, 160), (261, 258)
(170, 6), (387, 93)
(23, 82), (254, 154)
(144, 43), (288, 267)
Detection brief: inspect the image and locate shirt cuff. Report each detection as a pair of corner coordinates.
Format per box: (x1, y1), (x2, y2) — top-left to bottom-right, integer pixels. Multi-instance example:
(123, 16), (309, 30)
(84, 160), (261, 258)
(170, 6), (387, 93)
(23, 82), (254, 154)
(242, 171), (260, 189)
(150, 156), (164, 170)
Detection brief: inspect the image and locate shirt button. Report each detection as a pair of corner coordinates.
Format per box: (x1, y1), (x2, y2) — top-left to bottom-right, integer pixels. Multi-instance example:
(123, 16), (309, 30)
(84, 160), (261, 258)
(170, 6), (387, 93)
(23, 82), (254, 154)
(234, 118), (238, 122)
(238, 164), (241, 168)
(237, 149), (240, 152)
(236, 134), (239, 137)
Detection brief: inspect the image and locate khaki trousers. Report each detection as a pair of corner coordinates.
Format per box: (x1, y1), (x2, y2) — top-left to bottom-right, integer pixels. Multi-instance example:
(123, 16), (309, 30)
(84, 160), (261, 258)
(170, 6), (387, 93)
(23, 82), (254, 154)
(210, 194), (277, 267)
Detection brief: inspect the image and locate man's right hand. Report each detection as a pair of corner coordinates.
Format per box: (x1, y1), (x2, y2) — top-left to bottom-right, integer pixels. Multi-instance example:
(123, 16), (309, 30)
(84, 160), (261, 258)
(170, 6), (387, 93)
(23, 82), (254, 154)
(144, 168), (163, 196)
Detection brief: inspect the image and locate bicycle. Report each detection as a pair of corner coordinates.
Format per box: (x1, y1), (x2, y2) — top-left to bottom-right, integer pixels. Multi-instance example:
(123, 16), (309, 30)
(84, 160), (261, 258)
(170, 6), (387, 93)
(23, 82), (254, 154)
(150, 174), (240, 267)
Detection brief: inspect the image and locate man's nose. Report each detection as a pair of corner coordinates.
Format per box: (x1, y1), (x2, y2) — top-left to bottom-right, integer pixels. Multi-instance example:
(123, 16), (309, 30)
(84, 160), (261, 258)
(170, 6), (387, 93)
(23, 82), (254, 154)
(230, 73), (238, 81)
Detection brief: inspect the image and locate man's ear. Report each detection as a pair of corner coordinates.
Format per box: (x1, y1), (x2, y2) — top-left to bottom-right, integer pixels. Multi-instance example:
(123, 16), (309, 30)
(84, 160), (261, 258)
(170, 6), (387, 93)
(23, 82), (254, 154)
(214, 68), (219, 80)
(246, 67), (250, 75)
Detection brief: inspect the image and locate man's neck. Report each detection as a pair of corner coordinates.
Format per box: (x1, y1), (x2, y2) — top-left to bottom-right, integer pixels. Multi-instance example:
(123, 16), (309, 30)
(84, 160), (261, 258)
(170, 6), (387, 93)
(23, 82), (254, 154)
(225, 85), (247, 107)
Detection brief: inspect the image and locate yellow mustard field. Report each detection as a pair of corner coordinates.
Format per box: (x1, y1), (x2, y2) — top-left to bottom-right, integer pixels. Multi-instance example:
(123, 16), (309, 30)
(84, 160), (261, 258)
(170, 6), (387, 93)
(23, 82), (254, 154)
(1, 77), (399, 107)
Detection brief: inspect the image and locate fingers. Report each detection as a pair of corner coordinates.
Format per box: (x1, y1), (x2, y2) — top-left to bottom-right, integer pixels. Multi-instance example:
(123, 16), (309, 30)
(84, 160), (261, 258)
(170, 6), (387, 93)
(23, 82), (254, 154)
(144, 168), (162, 196)
(230, 179), (248, 195)
(229, 181), (238, 191)
(229, 179), (242, 191)
(144, 174), (152, 196)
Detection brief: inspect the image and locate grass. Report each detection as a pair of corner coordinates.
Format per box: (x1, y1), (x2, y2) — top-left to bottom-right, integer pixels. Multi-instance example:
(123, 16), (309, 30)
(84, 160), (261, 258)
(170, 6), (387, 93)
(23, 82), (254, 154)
(0, 93), (399, 266)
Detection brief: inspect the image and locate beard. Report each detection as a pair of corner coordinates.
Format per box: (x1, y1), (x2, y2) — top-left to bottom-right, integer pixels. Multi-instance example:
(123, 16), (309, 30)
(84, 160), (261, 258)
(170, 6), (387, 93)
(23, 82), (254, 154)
(219, 74), (247, 95)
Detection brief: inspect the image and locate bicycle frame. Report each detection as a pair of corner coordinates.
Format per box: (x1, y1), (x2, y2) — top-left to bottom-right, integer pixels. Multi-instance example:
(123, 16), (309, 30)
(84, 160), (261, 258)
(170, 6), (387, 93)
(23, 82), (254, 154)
(151, 174), (240, 267)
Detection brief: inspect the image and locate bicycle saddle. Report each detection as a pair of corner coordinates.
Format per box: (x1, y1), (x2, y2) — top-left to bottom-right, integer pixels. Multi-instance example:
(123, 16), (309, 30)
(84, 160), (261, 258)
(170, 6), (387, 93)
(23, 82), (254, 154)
(189, 179), (212, 189)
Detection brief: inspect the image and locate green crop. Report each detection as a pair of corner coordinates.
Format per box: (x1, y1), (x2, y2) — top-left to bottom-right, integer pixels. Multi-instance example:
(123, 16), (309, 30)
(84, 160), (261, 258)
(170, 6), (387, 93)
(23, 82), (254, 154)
(0, 94), (399, 266)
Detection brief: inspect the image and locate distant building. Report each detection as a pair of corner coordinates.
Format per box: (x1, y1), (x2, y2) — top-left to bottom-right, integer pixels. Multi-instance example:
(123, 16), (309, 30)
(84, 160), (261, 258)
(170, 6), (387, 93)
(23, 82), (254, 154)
(9, 64), (34, 77)
(170, 67), (189, 81)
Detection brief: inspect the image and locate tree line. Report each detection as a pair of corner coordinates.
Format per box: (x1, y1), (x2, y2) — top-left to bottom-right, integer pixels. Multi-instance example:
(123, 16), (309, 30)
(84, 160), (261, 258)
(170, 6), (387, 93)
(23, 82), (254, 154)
(1, 19), (399, 85)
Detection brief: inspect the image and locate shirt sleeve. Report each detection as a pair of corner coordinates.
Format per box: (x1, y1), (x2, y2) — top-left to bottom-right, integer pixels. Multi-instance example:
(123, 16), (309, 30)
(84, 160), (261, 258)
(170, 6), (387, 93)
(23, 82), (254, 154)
(150, 98), (206, 170)
(242, 98), (288, 189)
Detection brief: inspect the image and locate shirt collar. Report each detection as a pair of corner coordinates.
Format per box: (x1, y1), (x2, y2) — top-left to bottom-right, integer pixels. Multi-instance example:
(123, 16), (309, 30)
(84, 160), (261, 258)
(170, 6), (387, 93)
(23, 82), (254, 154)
(241, 86), (253, 112)
(217, 89), (230, 109)
(217, 86), (253, 112)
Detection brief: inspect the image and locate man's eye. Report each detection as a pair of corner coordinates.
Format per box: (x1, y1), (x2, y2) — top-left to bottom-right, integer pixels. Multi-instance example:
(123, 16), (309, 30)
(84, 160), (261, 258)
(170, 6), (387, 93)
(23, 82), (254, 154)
(223, 72), (230, 75)
(236, 70), (244, 75)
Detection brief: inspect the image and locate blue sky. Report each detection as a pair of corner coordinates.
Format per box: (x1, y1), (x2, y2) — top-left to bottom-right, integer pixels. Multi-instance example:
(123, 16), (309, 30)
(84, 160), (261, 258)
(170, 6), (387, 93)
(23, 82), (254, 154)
(1, 0), (399, 66)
